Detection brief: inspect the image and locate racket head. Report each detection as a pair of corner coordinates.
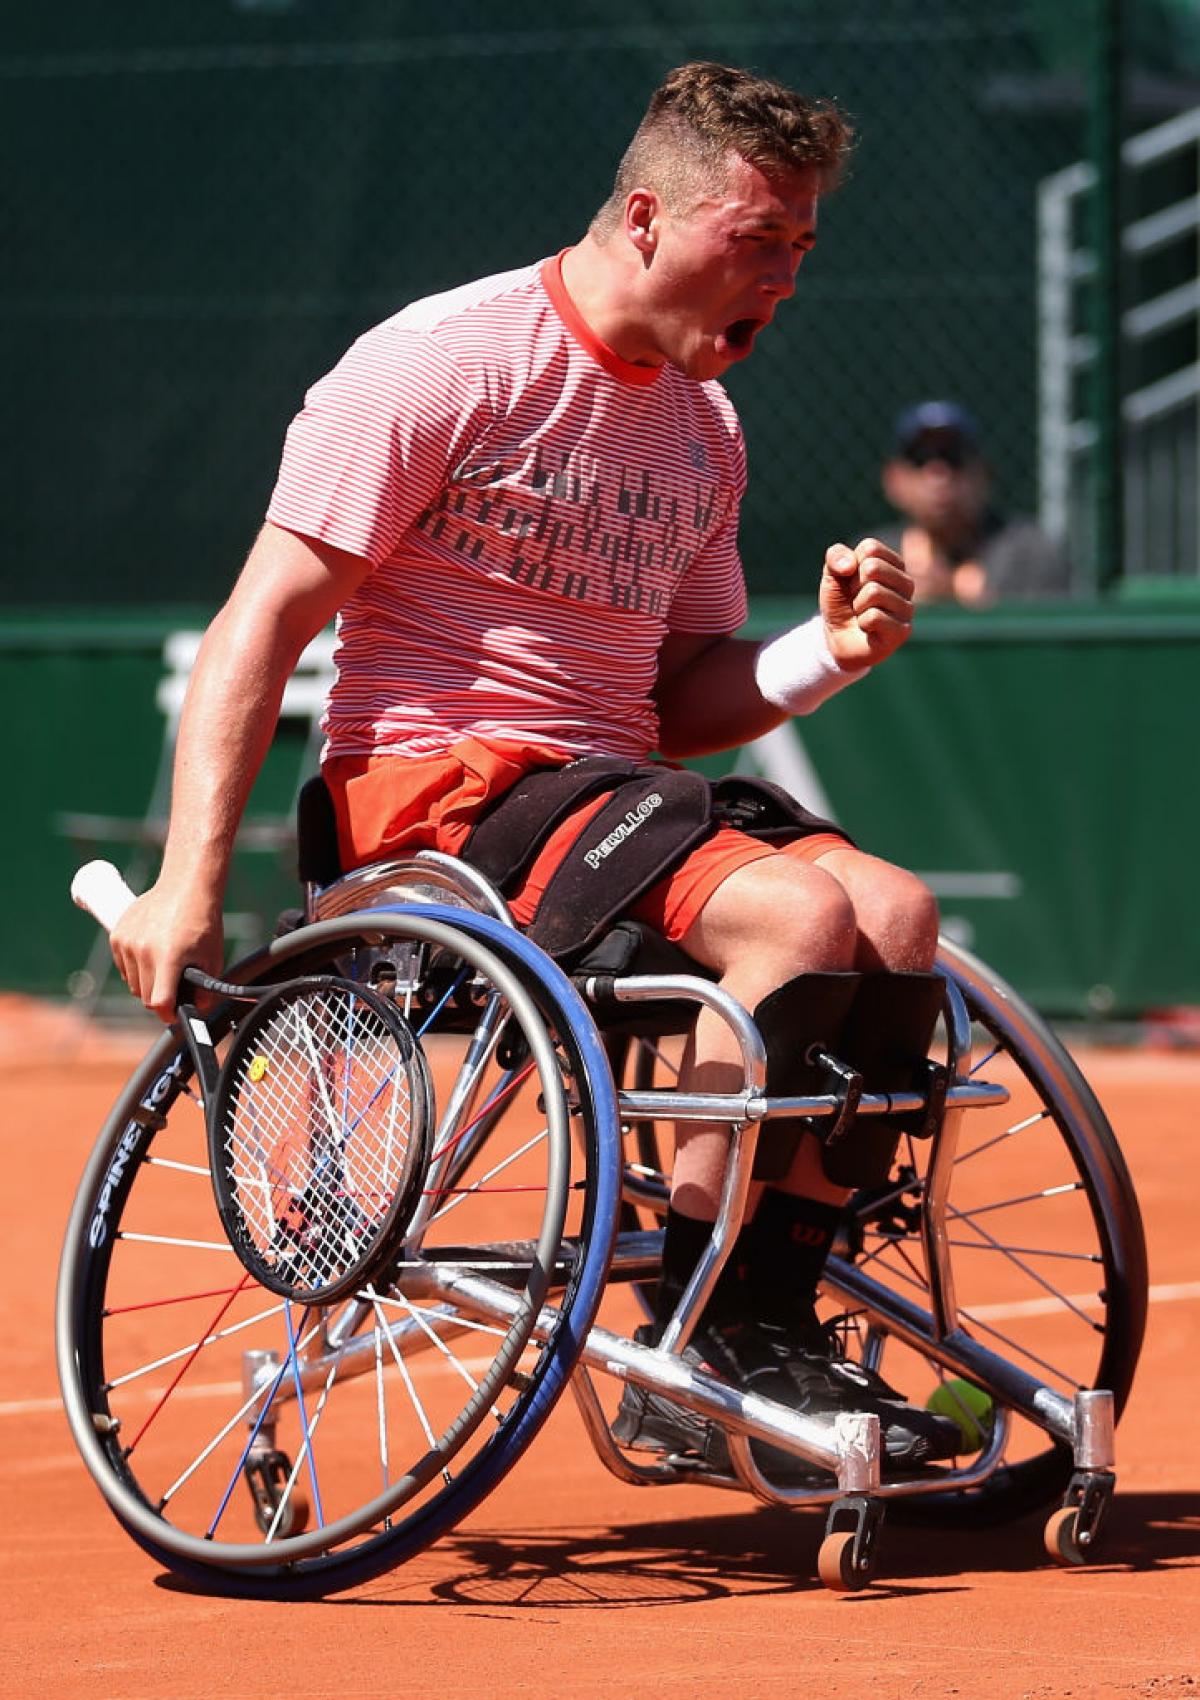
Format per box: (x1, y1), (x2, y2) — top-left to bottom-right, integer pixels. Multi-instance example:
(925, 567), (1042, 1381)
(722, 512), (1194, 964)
(209, 976), (434, 1304)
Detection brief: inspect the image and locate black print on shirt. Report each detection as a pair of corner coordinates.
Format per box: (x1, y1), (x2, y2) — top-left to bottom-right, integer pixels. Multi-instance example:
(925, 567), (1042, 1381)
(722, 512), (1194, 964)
(417, 442), (731, 612)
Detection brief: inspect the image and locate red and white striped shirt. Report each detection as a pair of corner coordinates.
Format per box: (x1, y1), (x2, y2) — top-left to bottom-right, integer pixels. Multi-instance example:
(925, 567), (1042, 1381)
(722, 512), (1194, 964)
(267, 252), (749, 761)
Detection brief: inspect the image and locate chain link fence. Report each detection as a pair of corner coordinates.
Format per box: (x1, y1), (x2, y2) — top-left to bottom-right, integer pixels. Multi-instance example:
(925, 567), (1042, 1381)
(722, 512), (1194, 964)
(5, 0), (1198, 607)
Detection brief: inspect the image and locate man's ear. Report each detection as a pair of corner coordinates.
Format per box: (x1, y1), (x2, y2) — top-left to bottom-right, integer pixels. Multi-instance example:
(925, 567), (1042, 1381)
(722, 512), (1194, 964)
(625, 188), (659, 257)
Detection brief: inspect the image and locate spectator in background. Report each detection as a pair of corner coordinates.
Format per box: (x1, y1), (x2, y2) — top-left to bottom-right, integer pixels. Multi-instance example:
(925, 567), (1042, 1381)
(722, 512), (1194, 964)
(878, 401), (1073, 606)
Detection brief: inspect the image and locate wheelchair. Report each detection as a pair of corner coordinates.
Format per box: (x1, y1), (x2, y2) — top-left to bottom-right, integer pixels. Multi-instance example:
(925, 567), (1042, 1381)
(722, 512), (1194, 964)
(58, 786), (1149, 1597)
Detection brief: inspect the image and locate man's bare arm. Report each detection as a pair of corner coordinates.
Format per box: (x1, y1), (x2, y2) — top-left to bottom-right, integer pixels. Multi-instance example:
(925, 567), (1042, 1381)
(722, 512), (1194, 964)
(109, 522), (371, 1018)
(655, 538), (916, 758)
(654, 630), (784, 757)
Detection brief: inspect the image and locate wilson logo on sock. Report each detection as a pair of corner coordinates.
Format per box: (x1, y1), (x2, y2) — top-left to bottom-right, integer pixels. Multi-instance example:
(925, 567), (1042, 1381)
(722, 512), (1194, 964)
(789, 1224), (832, 1247)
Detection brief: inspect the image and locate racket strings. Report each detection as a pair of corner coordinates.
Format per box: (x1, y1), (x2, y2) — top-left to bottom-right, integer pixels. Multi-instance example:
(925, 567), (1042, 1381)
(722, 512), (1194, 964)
(220, 987), (423, 1293)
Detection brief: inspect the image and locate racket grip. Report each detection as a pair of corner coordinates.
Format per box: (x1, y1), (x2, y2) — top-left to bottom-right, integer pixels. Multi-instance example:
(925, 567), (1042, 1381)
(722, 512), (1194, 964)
(71, 860), (138, 933)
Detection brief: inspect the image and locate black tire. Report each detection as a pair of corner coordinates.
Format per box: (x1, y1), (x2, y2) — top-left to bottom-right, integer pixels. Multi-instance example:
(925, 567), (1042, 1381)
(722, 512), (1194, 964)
(57, 908), (620, 1597)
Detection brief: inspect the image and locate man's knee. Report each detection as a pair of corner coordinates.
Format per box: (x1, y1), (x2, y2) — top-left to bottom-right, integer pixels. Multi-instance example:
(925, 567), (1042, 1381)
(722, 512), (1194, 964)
(854, 864), (940, 969)
(684, 857), (858, 979)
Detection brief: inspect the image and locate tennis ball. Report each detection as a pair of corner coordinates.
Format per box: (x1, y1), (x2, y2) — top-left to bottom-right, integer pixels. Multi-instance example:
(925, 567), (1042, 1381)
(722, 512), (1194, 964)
(925, 1377), (994, 1451)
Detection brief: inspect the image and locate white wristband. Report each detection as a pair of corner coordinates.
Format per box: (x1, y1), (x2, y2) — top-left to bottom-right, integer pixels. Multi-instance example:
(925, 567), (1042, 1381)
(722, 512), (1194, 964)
(754, 615), (859, 716)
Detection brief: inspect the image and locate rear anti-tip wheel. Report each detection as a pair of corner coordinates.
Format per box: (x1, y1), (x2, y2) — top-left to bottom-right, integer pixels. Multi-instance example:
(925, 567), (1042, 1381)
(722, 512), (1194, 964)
(243, 1450), (311, 1538)
(1044, 1505), (1090, 1566)
(817, 1529), (874, 1593)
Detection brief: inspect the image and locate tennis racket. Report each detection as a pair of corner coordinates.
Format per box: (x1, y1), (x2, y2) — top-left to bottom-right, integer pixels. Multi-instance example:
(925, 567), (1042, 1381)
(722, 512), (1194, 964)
(71, 860), (434, 1305)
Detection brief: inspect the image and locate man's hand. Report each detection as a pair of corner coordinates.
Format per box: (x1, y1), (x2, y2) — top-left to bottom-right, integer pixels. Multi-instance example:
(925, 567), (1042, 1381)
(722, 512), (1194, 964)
(820, 537), (916, 670)
(109, 878), (225, 1023)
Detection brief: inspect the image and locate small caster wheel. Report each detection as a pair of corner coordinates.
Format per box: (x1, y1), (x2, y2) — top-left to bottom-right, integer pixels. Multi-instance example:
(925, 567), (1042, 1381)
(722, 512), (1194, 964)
(818, 1529), (873, 1593)
(244, 1448), (310, 1537)
(1044, 1505), (1088, 1566)
(259, 1487), (310, 1539)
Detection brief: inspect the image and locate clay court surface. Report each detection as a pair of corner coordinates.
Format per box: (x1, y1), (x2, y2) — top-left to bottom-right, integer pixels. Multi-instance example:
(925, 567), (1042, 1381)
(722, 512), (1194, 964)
(2, 997), (1196, 1699)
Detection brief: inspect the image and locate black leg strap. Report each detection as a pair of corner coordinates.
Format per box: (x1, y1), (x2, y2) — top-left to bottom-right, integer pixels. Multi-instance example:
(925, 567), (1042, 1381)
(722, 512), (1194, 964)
(751, 972), (861, 1181)
(819, 970), (946, 1189)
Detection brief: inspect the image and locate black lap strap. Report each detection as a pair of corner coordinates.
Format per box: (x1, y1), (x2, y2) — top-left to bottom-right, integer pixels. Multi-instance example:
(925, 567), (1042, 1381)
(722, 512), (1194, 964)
(463, 757), (714, 962)
(464, 756), (639, 891)
(528, 767), (712, 958)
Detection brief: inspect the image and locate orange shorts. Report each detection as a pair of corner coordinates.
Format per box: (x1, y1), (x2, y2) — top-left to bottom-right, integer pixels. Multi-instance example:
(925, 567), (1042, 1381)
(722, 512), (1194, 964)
(323, 739), (850, 947)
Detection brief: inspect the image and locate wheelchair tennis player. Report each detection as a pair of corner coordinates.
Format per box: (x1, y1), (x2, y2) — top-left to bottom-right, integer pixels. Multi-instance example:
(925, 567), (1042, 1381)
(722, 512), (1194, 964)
(109, 60), (961, 1475)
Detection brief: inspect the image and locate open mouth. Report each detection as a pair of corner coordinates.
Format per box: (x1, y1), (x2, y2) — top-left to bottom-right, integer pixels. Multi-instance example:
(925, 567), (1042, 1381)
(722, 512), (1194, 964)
(716, 317), (767, 359)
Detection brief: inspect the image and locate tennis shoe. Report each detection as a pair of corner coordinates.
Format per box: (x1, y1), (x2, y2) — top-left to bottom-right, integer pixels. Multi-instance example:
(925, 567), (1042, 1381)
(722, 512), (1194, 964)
(761, 1315), (962, 1469)
(610, 1321), (827, 1483)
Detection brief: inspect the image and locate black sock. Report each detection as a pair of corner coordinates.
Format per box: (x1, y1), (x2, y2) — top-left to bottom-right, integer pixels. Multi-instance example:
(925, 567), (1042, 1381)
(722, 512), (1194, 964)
(746, 1190), (843, 1331)
(656, 1205), (754, 1339)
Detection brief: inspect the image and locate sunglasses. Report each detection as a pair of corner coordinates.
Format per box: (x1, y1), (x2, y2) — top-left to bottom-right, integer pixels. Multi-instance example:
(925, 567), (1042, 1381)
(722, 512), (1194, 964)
(903, 441), (974, 470)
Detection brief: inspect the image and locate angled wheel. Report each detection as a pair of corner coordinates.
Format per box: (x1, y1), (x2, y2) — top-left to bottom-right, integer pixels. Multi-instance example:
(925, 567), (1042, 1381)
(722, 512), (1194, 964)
(57, 907), (620, 1596)
(602, 942), (1148, 1527)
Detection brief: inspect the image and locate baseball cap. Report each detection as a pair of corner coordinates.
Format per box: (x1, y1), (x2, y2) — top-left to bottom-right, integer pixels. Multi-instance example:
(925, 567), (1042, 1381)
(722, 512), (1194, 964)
(893, 400), (981, 458)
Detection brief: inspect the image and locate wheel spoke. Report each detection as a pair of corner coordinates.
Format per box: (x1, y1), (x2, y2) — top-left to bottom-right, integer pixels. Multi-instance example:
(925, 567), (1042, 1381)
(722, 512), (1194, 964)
(947, 1180), (1084, 1222)
(943, 1240), (1102, 1263)
(106, 1299), (286, 1390)
(855, 1232), (919, 1280)
(636, 1038), (677, 1077)
(282, 1301), (326, 1527)
(969, 1043), (1003, 1076)
(953, 1109), (1051, 1168)
(957, 1308), (1081, 1387)
(146, 1156), (211, 1178)
(105, 1282), (249, 1316)
(117, 1232), (235, 1253)
(124, 1274), (254, 1453)
(943, 1210), (1105, 1331)
(428, 1061), (536, 1164)
(161, 1309), (327, 1512)
(266, 1329), (348, 1542)
(372, 1289), (508, 1420)
(849, 1172), (925, 1221)
(426, 1126), (550, 1222)
(166, 1365), (286, 1513)
(373, 1315), (392, 1515)
(368, 1289), (450, 1487)
(840, 1242), (930, 1301)
(888, 1236), (930, 1292)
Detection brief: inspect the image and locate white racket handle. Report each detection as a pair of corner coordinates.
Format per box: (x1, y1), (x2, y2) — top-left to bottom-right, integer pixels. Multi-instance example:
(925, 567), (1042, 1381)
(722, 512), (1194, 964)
(71, 860), (138, 934)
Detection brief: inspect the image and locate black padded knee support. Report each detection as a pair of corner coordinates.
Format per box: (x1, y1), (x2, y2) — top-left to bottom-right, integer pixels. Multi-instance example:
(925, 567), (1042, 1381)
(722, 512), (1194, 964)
(819, 970), (946, 1189)
(751, 972), (861, 1181)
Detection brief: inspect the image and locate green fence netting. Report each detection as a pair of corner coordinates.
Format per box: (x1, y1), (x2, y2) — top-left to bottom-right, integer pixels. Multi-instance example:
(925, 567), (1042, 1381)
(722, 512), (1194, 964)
(6, 1), (1195, 608)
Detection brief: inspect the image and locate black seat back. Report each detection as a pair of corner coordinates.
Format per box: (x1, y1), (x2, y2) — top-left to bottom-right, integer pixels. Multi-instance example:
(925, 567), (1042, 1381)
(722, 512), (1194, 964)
(296, 774), (342, 887)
